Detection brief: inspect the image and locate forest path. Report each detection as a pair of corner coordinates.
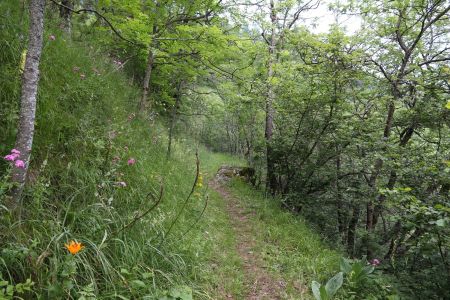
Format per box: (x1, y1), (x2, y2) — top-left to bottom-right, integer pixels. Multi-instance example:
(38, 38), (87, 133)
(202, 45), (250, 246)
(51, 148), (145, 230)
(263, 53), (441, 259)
(209, 179), (286, 300)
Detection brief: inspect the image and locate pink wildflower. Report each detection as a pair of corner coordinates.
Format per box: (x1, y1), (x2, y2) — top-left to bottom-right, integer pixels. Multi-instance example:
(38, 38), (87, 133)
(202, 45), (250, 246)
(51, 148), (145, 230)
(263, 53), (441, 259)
(4, 149), (21, 162)
(49, 35), (56, 41)
(4, 154), (16, 161)
(370, 259), (380, 266)
(127, 158), (136, 166)
(14, 160), (25, 168)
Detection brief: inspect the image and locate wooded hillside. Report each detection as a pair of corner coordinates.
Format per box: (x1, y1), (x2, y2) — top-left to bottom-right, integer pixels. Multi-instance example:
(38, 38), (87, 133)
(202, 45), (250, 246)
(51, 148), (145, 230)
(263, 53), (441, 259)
(1, 0), (449, 299)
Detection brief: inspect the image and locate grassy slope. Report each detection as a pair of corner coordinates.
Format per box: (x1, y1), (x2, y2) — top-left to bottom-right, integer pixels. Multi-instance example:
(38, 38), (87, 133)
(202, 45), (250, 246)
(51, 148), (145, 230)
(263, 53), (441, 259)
(0, 5), (237, 298)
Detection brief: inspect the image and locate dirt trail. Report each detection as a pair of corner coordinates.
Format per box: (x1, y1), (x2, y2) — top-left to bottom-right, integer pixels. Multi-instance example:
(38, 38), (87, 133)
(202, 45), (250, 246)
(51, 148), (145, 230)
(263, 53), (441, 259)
(210, 180), (285, 300)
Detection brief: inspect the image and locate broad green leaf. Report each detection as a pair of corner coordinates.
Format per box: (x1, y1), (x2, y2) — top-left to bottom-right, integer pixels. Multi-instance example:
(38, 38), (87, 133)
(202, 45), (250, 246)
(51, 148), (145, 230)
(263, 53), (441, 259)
(325, 272), (343, 297)
(363, 265), (375, 275)
(340, 257), (352, 274)
(311, 281), (322, 300)
(436, 219), (446, 227)
(130, 280), (146, 290)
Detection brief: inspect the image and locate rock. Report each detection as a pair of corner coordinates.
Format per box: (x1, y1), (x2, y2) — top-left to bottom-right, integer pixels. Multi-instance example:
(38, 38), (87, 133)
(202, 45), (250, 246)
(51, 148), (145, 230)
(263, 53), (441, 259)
(215, 165), (256, 185)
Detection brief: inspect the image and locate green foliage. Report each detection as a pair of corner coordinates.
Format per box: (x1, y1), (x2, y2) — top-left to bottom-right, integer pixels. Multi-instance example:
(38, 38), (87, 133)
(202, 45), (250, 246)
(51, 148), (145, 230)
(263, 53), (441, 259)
(159, 285), (193, 300)
(340, 257), (374, 292)
(313, 257), (399, 300)
(312, 272), (344, 300)
(0, 277), (34, 300)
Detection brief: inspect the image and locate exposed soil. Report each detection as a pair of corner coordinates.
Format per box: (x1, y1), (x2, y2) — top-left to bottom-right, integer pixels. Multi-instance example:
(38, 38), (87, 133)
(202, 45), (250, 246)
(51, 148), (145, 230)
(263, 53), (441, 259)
(210, 180), (285, 300)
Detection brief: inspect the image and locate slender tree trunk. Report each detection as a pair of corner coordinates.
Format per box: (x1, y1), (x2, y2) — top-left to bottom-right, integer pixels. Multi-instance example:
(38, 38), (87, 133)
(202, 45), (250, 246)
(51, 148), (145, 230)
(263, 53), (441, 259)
(335, 152), (346, 243)
(59, 0), (73, 34)
(9, 0), (46, 209)
(366, 99), (395, 224)
(140, 47), (154, 111)
(347, 205), (360, 257)
(139, 25), (158, 112)
(167, 81), (182, 159)
(265, 0), (277, 195)
(365, 90), (397, 257)
(384, 221), (402, 260)
(372, 124), (414, 228)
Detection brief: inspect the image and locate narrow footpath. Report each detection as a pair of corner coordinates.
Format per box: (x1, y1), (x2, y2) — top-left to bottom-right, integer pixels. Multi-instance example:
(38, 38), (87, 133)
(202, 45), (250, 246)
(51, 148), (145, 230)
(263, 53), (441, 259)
(210, 180), (286, 300)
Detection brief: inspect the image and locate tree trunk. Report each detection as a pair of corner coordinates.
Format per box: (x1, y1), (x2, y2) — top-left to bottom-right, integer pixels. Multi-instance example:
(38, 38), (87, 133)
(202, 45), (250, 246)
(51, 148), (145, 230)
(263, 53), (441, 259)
(9, 0), (46, 210)
(372, 124), (415, 228)
(59, 0), (73, 34)
(139, 23), (158, 112)
(365, 95), (396, 257)
(140, 47), (154, 111)
(335, 153), (346, 243)
(366, 99), (395, 223)
(265, 0), (277, 195)
(347, 204), (360, 257)
(167, 81), (182, 159)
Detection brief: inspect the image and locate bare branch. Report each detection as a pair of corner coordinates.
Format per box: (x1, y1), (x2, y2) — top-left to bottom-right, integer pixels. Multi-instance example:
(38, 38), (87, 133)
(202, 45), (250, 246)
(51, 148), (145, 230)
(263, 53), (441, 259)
(49, 0), (141, 46)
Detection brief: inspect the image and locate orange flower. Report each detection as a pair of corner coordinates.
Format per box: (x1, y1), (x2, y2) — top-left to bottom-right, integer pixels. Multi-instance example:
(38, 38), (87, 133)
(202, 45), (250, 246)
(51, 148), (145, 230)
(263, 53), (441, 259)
(64, 240), (84, 255)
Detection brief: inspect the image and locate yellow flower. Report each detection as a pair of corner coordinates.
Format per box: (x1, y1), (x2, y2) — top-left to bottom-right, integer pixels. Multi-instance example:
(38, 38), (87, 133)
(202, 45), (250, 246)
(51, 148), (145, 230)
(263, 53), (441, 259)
(19, 49), (27, 74)
(64, 240), (84, 255)
(196, 173), (203, 188)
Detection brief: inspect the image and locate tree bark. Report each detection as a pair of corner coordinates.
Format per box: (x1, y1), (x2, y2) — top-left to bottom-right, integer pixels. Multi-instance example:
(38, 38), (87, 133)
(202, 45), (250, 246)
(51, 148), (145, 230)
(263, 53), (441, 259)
(10, 0), (46, 209)
(265, 0), (277, 195)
